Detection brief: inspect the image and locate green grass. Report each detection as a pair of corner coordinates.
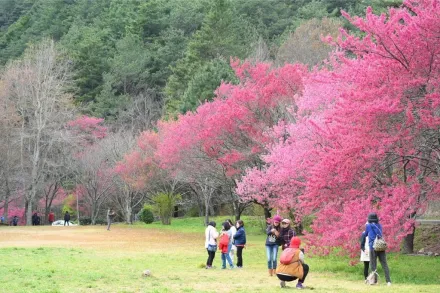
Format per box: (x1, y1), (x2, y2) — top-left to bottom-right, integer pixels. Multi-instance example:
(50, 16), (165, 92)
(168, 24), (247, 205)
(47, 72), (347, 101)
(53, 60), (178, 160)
(0, 217), (439, 293)
(143, 215), (267, 235)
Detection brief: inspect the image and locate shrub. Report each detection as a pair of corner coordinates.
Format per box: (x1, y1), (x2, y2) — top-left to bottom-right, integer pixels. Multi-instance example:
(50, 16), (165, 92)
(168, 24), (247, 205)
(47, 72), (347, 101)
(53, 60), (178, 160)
(79, 218), (92, 225)
(152, 192), (181, 225)
(139, 205), (154, 224)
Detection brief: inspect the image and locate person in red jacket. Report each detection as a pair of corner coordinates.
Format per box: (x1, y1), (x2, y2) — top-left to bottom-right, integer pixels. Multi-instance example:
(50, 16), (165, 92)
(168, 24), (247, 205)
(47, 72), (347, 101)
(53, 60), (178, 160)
(48, 211), (55, 225)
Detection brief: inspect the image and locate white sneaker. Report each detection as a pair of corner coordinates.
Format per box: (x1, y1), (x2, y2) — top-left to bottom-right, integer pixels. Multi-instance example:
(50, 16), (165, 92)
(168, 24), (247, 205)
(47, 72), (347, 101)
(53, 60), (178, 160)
(387, 282), (391, 286)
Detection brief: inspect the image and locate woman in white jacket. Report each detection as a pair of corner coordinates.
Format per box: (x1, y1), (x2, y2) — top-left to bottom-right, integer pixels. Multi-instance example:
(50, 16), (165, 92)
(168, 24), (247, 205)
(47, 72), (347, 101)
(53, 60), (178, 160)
(205, 221), (219, 269)
(360, 223), (370, 282)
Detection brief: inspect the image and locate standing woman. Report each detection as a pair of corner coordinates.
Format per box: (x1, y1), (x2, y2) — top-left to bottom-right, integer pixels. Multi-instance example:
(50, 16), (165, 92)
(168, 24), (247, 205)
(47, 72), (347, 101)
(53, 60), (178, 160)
(227, 219), (237, 263)
(366, 213), (391, 286)
(360, 223), (370, 282)
(280, 219), (296, 251)
(233, 220), (246, 268)
(266, 215), (282, 276)
(205, 221), (219, 269)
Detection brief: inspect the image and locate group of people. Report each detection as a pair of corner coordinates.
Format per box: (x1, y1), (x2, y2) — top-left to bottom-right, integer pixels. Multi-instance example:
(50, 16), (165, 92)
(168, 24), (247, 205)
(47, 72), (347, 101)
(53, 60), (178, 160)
(360, 212), (392, 286)
(204, 212), (391, 289)
(203, 215), (308, 289)
(265, 215), (308, 289)
(204, 219), (246, 269)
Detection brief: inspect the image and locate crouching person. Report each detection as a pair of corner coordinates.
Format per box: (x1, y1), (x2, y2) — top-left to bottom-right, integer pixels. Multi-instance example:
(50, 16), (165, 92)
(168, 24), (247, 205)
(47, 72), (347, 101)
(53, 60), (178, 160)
(276, 237), (309, 289)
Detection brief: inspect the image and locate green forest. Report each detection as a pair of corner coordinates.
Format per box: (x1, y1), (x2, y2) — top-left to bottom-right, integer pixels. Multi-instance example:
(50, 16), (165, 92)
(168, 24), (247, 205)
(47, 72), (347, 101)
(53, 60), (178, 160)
(0, 0), (401, 131)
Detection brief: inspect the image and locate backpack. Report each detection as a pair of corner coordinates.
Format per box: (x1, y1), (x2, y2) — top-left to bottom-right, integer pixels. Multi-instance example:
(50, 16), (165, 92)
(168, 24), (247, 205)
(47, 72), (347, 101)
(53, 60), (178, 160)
(280, 248), (296, 265)
(219, 233), (229, 246)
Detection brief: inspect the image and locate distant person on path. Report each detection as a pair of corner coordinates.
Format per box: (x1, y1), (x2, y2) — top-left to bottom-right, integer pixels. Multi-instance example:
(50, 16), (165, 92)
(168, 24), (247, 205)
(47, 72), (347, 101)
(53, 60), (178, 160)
(1, 215), (4, 223)
(280, 219), (296, 251)
(233, 220), (246, 268)
(205, 221), (219, 269)
(106, 208), (116, 231)
(276, 237), (309, 289)
(64, 211), (70, 226)
(360, 222), (370, 282)
(48, 211), (55, 225)
(219, 221), (234, 269)
(226, 219), (237, 263)
(366, 213), (391, 286)
(12, 215), (19, 226)
(266, 215), (282, 276)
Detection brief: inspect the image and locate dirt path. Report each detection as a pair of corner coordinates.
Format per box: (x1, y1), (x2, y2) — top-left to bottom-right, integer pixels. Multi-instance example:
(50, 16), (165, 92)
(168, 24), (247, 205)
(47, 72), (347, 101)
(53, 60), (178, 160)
(0, 225), (182, 251)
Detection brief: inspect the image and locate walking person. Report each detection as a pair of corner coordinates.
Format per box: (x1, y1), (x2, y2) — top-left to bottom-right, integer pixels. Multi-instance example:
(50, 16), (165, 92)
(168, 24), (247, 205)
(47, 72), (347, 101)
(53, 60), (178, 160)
(266, 215), (282, 276)
(106, 208), (116, 231)
(226, 219), (237, 263)
(233, 220), (246, 268)
(280, 218), (296, 251)
(360, 222), (370, 282)
(366, 213), (391, 286)
(64, 211), (70, 226)
(276, 237), (309, 289)
(205, 221), (219, 269)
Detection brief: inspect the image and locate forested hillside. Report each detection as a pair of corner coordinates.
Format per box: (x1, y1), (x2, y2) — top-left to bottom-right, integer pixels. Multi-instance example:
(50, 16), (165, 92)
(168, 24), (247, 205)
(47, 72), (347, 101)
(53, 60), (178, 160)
(0, 0), (401, 127)
(9, 0), (439, 259)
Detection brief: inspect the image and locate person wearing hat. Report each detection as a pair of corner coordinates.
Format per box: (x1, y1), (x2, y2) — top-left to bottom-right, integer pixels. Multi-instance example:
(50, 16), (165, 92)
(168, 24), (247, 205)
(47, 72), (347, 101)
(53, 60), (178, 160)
(280, 219), (296, 251)
(266, 215), (282, 276)
(365, 213), (391, 286)
(276, 236), (309, 289)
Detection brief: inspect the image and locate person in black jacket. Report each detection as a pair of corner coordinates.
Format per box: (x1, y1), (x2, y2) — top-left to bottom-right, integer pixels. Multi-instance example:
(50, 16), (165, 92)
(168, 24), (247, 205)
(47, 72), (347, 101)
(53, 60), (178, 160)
(32, 213), (38, 226)
(64, 211), (71, 226)
(233, 220), (246, 268)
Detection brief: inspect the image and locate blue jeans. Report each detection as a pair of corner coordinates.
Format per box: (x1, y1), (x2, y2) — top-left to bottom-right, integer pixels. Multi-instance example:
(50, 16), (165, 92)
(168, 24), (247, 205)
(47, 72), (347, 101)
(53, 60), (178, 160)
(266, 245), (279, 269)
(222, 244), (234, 268)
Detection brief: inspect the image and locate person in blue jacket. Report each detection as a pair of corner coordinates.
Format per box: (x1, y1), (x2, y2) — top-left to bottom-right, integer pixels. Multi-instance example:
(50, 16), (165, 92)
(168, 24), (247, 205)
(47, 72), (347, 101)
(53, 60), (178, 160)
(233, 220), (246, 268)
(365, 213), (391, 286)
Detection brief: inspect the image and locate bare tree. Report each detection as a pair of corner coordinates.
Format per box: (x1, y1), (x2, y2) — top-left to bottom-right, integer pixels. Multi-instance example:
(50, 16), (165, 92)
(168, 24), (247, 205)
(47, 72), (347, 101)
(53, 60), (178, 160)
(276, 18), (342, 67)
(99, 131), (145, 224)
(1, 39), (74, 225)
(0, 80), (22, 222)
(74, 142), (115, 225)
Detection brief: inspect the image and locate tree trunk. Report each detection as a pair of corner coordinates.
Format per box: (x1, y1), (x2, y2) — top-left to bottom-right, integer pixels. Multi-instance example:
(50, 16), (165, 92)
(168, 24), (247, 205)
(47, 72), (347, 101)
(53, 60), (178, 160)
(91, 202), (97, 225)
(26, 199), (32, 226)
(264, 207), (272, 220)
(204, 200), (210, 226)
(3, 177), (10, 222)
(233, 201), (240, 221)
(401, 225), (415, 254)
(125, 207), (132, 224)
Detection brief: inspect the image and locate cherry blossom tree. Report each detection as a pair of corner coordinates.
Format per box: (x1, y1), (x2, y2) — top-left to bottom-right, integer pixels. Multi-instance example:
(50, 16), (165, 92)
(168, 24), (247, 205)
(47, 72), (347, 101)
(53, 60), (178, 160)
(157, 60), (307, 220)
(238, 0), (440, 255)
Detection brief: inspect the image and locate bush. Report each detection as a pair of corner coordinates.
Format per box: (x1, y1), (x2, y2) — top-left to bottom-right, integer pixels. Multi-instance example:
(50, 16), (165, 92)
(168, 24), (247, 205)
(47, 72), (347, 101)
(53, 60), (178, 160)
(139, 205), (154, 224)
(153, 192), (181, 225)
(79, 218), (92, 225)
(78, 218), (106, 225)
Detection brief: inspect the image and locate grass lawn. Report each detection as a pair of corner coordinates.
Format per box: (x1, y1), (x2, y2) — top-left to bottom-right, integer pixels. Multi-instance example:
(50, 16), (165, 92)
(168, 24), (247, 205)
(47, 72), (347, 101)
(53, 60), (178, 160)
(0, 217), (439, 293)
